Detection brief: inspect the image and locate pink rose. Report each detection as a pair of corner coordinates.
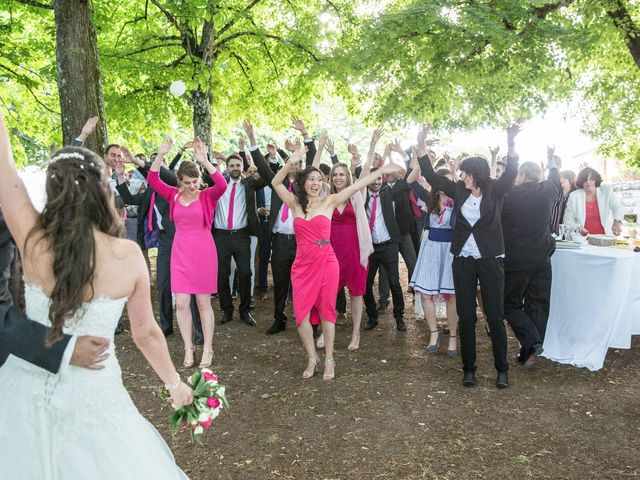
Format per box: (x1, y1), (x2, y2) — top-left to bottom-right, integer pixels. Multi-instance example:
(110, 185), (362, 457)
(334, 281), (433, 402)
(199, 418), (213, 428)
(206, 397), (221, 409)
(203, 372), (218, 383)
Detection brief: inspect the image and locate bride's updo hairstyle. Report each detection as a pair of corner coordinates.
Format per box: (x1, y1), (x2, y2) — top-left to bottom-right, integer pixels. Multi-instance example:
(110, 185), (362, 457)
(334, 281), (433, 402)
(25, 146), (123, 345)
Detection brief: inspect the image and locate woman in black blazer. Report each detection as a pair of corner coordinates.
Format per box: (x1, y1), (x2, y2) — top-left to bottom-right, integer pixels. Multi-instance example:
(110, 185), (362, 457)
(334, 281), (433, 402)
(416, 123), (520, 389)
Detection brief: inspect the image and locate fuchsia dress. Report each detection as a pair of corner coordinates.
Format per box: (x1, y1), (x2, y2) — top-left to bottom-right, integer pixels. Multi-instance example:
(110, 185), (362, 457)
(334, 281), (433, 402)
(147, 170), (227, 294)
(331, 202), (367, 296)
(291, 215), (339, 325)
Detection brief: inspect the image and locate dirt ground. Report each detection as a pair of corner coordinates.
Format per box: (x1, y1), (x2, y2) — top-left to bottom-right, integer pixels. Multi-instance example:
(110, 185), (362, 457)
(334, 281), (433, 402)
(117, 261), (640, 480)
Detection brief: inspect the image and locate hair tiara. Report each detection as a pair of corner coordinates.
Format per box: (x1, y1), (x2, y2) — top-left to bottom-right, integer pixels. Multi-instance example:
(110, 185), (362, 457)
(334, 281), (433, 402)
(51, 152), (86, 162)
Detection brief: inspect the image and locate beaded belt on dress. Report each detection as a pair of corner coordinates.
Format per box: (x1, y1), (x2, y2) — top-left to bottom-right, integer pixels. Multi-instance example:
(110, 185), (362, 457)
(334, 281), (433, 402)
(299, 239), (331, 247)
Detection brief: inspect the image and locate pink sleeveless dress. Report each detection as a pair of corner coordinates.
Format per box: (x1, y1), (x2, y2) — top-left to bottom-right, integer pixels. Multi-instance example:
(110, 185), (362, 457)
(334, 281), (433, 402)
(291, 215), (339, 325)
(331, 202), (367, 296)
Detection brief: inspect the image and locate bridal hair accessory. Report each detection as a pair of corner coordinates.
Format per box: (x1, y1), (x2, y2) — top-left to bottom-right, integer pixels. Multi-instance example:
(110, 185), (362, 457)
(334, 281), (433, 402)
(160, 368), (228, 445)
(51, 152), (85, 163)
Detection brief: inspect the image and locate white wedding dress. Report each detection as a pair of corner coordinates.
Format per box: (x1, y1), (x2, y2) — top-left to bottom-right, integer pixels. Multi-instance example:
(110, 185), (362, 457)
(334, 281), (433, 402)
(0, 284), (189, 480)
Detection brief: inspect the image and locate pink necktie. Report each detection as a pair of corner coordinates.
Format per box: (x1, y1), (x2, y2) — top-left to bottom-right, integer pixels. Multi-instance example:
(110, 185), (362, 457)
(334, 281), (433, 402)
(148, 192), (156, 230)
(369, 193), (378, 232)
(409, 190), (421, 217)
(227, 182), (236, 229)
(281, 183), (293, 222)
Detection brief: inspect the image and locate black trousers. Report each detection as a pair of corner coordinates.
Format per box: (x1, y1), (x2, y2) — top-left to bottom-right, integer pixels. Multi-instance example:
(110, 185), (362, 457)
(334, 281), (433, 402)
(364, 241), (405, 321)
(0, 241), (15, 307)
(215, 229), (252, 316)
(336, 288), (347, 314)
(270, 233), (297, 324)
(378, 232), (417, 303)
(257, 218), (271, 292)
(452, 256), (508, 373)
(504, 259), (552, 352)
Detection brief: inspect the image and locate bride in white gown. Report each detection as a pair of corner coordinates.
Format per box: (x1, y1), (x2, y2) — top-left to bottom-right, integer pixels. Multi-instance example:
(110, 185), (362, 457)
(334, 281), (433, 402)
(0, 109), (193, 479)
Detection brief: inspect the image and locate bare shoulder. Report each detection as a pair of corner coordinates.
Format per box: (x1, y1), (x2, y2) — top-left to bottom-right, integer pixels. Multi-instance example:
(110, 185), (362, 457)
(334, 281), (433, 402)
(94, 234), (147, 296)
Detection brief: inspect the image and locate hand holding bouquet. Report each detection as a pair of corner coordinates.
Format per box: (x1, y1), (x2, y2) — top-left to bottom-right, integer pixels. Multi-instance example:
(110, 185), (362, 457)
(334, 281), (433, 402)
(162, 368), (228, 445)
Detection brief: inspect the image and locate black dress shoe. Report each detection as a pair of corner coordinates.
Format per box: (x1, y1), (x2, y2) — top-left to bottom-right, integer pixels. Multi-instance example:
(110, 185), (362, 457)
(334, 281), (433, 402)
(516, 346), (526, 364)
(396, 318), (407, 332)
(218, 311), (233, 325)
(115, 322), (124, 335)
(265, 319), (286, 335)
(462, 371), (476, 387)
(241, 312), (257, 327)
(496, 371), (509, 389)
(523, 342), (544, 368)
(364, 318), (378, 330)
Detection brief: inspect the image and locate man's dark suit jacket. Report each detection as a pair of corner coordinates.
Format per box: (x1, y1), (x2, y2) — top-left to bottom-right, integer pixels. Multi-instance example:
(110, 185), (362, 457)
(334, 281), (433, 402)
(364, 185), (402, 243)
(387, 175), (416, 236)
(0, 211), (70, 373)
(501, 168), (560, 271)
(250, 140), (317, 234)
(418, 153), (519, 258)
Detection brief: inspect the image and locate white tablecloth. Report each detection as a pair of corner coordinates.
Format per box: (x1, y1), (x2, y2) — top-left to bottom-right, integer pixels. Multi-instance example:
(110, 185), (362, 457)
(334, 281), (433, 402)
(543, 245), (640, 370)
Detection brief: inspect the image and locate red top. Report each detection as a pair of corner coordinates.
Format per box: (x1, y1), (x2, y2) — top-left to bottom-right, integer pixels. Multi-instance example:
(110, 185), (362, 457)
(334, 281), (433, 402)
(584, 198), (605, 234)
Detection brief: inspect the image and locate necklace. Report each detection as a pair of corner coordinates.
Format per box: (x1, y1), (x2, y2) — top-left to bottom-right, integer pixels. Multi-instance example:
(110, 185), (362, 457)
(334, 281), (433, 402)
(180, 193), (197, 206)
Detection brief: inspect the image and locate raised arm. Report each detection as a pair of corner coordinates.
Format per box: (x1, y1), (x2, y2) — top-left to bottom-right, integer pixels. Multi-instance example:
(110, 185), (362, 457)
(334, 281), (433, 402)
(0, 107), (39, 248)
(416, 124), (457, 198)
(312, 130), (328, 168)
(245, 121), (275, 183)
(192, 138), (227, 200)
(72, 116), (98, 146)
(147, 139), (178, 201)
(489, 145), (500, 179)
(361, 127), (384, 178)
(271, 146), (303, 208)
(494, 122), (521, 197)
(330, 163), (403, 208)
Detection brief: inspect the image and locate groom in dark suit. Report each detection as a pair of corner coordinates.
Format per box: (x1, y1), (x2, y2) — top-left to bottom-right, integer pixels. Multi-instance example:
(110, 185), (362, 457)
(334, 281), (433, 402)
(0, 210), (109, 373)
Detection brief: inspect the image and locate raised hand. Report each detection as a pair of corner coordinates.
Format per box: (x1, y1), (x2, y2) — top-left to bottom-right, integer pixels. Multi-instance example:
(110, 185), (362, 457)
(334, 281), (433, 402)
(80, 116), (99, 137)
(182, 141), (193, 151)
(284, 139), (295, 152)
(371, 126), (385, 147)
(318, 129), (328, 149)
(157, 138), (173, 156)
(391, 138), (404, 154)
(489, 145), (500, 157)
(290, 116), (307, 134)
(417, 123), (431, 145)
(211, 151), (226, 161)
(325, 138), (335, 156)
(347, 143), (359, 157)
(192, 137), (208, 163)
(119, 146), (136, 164)
(379, 162), (404, 176)
(242, 121), (256, 146)
(266, 143), (277, 157)
(238, 137), (246, 152)
(427, 150), (437, 163)
(547, 144), (555, 159)
(507, 120), (523, 141)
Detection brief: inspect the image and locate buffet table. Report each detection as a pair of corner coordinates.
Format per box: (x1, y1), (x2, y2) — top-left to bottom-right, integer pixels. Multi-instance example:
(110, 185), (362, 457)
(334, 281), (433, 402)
(542, 245), (640, 370)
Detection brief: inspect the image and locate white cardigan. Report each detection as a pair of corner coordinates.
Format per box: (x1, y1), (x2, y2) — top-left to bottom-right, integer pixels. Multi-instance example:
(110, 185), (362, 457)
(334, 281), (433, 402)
(563, 185), (624, 235)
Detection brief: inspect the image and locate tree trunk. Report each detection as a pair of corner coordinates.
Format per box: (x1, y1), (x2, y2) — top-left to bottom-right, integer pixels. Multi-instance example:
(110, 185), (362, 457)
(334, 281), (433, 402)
(606, 0), (640, 70)
(54, 0), (107, 155)
(192, 88), (212, 149)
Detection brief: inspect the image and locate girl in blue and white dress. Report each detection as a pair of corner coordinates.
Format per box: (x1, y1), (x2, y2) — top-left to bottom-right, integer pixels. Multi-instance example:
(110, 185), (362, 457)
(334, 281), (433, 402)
(409, 167), (458, 357)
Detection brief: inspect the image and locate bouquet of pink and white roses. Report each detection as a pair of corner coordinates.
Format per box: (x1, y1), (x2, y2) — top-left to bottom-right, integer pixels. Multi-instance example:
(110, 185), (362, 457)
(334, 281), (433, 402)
(162, 368), (228, 445)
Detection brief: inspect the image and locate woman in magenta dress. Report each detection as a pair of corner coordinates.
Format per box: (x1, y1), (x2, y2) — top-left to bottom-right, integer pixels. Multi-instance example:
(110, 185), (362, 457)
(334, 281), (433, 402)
(271, 143), (402, 381)
(327, 163), (372, 351)
(147, 138), (227, 369)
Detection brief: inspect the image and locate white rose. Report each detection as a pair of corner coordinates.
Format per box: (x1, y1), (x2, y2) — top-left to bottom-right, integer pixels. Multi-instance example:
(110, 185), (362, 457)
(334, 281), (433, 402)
(198, 412), (211, 423)
(193, 425), (204, 435)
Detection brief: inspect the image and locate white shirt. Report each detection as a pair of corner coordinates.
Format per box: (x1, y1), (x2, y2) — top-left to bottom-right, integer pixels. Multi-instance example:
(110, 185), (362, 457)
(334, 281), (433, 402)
(367, 190), (391, 244)
(214, 179), (247, 230)
(263, 185), (272, 211)
(459, 194), (482, 259)
(273, 201), (295, 234)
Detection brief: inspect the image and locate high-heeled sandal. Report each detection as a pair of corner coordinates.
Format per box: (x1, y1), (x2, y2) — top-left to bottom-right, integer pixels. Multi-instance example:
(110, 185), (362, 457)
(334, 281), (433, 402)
(199, 350), (214, 369)
(302, 356), (320, 379)
(183, 346), (195, 368)
(426, 330), (440, 353)
(447, 335), (457, 357)
(323, 358), (336, 381)
(347, 335), (360, 351)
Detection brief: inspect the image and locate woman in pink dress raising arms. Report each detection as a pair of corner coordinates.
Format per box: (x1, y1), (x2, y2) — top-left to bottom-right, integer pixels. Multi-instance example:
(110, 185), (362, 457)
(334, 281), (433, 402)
(271, 142), (402, 381)
(147, 138), (227, 369)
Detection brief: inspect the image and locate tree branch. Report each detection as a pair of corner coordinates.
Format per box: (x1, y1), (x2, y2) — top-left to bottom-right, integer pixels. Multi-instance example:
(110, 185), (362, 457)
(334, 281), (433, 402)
(217, 0), (264, 39)
(15, 0), (53, 9)
(212, 31), (319, 61)
(124, 42), (183, 57)
(0, 64), (58, 115)
(231, 52), (255, 91)
(149, 0), (184, 34)
(532, 0), (577, 20)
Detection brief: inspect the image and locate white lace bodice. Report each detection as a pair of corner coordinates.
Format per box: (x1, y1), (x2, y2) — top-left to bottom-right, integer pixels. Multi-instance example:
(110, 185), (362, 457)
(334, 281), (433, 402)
(25, 283), (128, 339)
